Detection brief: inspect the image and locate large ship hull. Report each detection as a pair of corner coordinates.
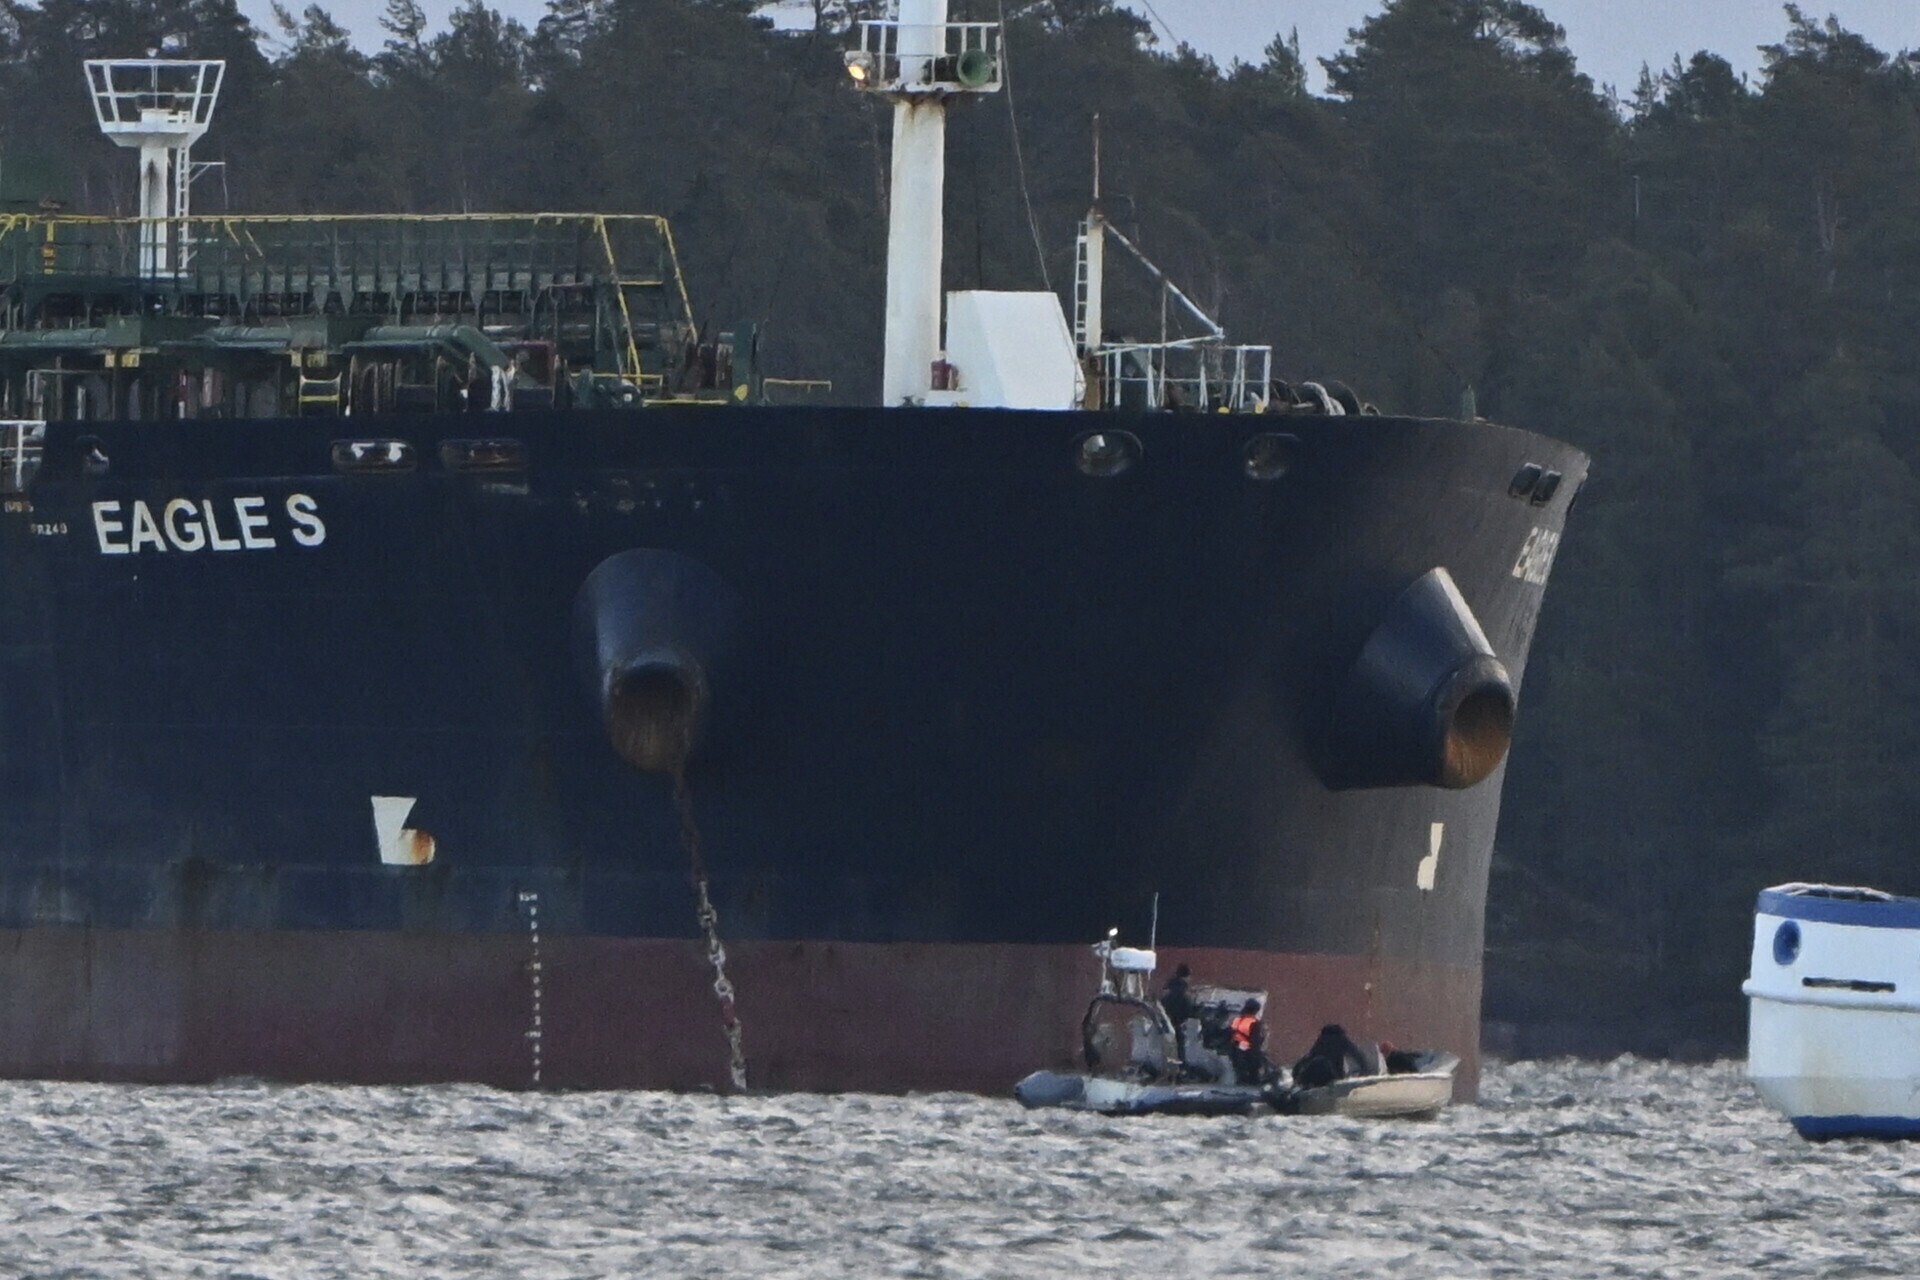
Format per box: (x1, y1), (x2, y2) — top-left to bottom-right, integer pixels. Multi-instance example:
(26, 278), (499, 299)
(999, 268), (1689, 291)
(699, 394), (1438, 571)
(0, 405), (1584, 1095)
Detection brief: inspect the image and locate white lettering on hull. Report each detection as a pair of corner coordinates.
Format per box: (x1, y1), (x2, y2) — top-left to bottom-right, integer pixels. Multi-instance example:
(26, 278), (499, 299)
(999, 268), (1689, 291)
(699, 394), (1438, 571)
(162, 498), (205, 550)
(91, 494), (327, 555)
(202, 500), (243, 551)
(1511, 526), (1560, 587)
(287, 494), (325, 547)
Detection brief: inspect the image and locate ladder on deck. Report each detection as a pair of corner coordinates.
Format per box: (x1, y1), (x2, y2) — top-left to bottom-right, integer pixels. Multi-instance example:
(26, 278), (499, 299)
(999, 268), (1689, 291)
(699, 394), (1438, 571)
(1072, 218), (1094, 355)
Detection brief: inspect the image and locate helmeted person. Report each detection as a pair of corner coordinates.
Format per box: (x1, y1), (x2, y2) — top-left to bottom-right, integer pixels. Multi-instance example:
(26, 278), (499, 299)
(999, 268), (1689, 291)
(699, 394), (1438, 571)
(1291, 1023), (1377, 1089)
(1228, 997), (1274, 1085)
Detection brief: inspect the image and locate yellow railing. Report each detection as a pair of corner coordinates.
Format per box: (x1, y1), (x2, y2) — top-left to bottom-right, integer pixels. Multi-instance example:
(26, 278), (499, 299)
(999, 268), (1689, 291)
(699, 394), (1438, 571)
(595, 217), (648, 390)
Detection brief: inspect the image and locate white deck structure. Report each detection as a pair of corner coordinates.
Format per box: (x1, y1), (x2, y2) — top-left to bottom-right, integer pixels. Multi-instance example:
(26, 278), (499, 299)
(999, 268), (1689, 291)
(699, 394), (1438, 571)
(923, 291), (1081, 410)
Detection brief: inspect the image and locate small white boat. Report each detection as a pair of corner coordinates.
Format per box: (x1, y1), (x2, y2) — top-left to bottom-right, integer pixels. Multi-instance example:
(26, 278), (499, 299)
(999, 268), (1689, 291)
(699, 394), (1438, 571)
(1014, 930), (1457, 1119)
(1744, 882), (1920, 1139)
(1280, 1051), (1459, 1120)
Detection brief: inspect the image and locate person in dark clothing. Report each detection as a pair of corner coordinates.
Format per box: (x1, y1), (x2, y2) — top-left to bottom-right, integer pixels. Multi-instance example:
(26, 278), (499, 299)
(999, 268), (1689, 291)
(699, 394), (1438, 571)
(1159, 964), (1194, 1062)
(1378, 1040), (1421, 1074)
(1291, 1023), (1377, 1089)
(1228, 998), (1274, 1086)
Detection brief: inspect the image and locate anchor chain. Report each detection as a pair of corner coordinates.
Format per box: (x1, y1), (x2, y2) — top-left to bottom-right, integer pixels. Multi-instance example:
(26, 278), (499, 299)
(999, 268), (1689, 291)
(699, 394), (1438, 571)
(673, 770), (748, 1092)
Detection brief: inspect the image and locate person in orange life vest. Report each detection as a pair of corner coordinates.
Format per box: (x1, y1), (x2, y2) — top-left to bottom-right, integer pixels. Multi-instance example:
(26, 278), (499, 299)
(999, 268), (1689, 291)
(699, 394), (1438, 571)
(1228, 998), (1274, 1085)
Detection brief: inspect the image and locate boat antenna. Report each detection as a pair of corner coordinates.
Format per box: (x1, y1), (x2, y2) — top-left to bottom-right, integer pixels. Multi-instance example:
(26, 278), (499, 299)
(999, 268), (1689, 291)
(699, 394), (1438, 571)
(1148, 891), (1159, 952)
(1092, 112), (1101, 205)
(994, 0), (1051, 292)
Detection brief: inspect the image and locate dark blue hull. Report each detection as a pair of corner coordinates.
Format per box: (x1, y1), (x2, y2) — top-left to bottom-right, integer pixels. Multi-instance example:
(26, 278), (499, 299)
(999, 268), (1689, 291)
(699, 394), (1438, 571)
(0, 403), (1585, 1091)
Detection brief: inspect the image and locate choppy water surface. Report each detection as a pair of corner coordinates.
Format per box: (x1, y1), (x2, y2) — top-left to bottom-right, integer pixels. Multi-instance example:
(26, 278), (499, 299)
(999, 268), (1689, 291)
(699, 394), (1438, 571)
(0, 1058), (1914, 1277)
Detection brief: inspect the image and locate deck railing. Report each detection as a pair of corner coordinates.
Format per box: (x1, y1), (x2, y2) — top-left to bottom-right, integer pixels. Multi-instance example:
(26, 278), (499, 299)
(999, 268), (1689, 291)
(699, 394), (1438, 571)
(1096, 342), (1272, 413)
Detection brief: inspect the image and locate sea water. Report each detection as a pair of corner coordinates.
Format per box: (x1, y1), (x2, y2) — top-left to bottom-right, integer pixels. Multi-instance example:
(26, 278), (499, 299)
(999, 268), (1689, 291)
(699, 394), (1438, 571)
(0, 1057), (1911, 1277)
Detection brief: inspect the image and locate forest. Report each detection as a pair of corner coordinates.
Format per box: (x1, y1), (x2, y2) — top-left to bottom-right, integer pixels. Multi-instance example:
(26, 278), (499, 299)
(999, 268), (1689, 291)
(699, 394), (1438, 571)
(0, 0), (1912, 1053)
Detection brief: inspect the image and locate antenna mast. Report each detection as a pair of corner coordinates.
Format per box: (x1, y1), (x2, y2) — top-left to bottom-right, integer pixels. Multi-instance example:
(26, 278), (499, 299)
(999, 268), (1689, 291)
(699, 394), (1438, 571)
(1092, 112), (1101, 202)
(85, 59), (225, 277)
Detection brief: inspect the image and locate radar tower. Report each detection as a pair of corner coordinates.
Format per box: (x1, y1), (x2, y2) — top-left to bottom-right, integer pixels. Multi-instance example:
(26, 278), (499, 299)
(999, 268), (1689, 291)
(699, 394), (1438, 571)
(84, 59), (225, 277)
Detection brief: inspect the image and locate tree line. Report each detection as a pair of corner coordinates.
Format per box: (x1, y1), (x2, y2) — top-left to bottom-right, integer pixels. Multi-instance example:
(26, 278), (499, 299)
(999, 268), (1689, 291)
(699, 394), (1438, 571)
(1, 0), (1911, 1050)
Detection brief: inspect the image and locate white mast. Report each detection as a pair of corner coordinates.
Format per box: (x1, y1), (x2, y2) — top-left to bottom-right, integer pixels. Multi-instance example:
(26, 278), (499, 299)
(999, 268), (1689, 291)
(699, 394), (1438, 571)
(84, 59), (224, 278)
(847, 4), (1001, 406)
(884, 0), (947, 407)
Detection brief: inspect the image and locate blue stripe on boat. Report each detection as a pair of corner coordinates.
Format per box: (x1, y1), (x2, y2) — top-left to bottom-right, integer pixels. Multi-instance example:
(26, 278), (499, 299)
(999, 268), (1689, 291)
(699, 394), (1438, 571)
(1758, 889), (1920, 930)
(1792, 1115), (1920, 1139)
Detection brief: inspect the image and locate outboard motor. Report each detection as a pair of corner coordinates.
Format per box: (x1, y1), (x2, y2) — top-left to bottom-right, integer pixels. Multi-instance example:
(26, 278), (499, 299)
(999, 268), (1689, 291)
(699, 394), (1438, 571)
(573, 549), (743, 772)
(1318, 566), (1514, 791)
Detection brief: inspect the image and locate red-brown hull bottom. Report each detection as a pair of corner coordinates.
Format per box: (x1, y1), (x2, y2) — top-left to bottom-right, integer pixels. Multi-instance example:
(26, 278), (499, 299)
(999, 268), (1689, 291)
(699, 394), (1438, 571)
(0, 929), (1481, 1098)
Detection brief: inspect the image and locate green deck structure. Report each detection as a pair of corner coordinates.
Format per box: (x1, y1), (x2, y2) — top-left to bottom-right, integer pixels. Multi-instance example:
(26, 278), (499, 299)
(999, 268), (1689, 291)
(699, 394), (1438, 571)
(0, 213), (752, 419)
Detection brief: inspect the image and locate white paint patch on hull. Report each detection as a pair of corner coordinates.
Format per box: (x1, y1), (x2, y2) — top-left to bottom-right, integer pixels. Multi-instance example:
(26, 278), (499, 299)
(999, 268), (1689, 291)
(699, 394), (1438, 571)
(371, 796), (435, 866)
